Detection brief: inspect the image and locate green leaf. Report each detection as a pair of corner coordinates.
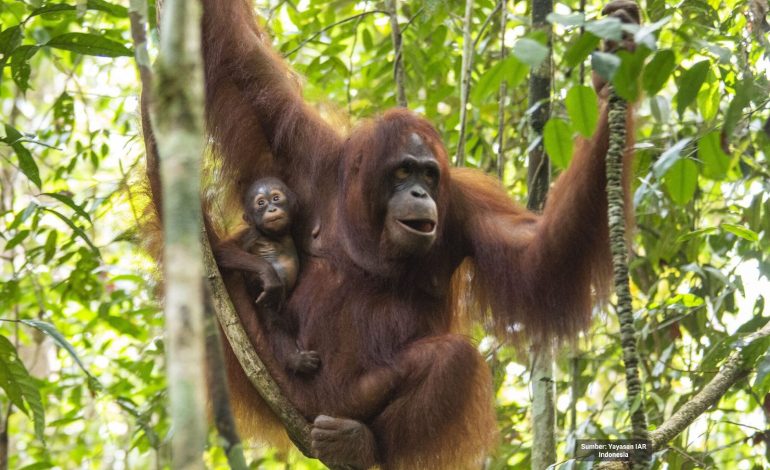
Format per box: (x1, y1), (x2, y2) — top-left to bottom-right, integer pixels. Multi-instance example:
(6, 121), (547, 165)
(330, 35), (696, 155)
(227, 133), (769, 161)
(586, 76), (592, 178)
(0, 26), (23, 57)
(46, 33), (132, 58)
(632, 15), (671, 50)
(642, 49), (676, 95)
(724, 75), (753, 136)
(41, 192), (91, 222)
(721, 223), (759, 242)
(676, 60), (710, 116)
(698, 131), (730, 180)
(40, 208), (100, 255)
(547, 12), (585, 26)
(361, 28), (373, 50)
(511, 38), (548, 68)
(3, 125), (41, 188)
(653, 138), (691, 177)
(471, 55), (528, 102)
(543, 118), (573, 169)
(675, 226), (716, 243)
(585, 17), (623, 41)
(29, 0), (128, 18)
(649, 95), (671, 123)
(564, 33), (600, 69)
(20, 320), (101, 387)
(565, 85), (598, 137)
(753, 352), (770, 396)
(10, 46), (39, 91)
(83, 0), (129, 17)
(8, 202), (38, 231)
(613, 48), (649, 102)
(664, 158), (698, 205)
(591, 52), (620, 83)
(4, 230), (30, 250)
(43, 230), (58, 263)
(0, 335), (45, 443)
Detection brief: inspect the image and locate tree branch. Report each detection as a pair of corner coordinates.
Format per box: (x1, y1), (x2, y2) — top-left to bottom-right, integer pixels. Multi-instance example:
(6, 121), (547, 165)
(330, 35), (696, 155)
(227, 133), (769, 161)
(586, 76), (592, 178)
(454, 0), (474, 167)
(204, 286), (248, 470)
(649, 322), (770, 448)
(594, 322), (770, 469)
(386, 0), (407, 107)
(200, 238), (356, 470)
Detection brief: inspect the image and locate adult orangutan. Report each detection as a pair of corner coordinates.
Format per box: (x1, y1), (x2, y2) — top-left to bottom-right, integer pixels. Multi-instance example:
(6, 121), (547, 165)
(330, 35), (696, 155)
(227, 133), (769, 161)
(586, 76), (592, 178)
(193, 0), (640, 468)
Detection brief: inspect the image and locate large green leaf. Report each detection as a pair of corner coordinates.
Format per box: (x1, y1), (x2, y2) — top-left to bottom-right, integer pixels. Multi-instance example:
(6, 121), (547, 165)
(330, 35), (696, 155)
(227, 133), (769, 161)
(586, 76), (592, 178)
(46, 33), (132, 58)
(543, 118), (573, 169)
(0, 335), (45, 443)
(584, 17), (623, 41)
(698, 130), (730, 180)
(724, 75), (753, 136)
(471, 55), (528, 103)
(564, 33), (600, 69)
(0, 25), (23, 58)
(642, 49), (676, 95)
(613, 49), (649, 102)
(676, 60), (710, 116)
(565, 85), (598, 137)
(511, 38), (548, 68)
(664, 158), (698, 205)
(652, 138), (691, 177)
(591, 51), (620, 83)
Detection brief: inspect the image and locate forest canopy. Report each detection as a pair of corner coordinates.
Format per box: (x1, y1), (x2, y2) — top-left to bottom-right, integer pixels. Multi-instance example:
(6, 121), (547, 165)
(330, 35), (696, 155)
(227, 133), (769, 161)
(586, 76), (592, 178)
(1, 0), (769, 468)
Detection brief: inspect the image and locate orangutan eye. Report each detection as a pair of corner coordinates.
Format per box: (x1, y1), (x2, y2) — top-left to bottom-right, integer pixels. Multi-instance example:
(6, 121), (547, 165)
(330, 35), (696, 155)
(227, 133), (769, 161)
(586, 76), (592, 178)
(272, 194), (281, 202)
(424, 167), (439, 186)
(256, 198), (266, 207)
(394, 166), (411, 180)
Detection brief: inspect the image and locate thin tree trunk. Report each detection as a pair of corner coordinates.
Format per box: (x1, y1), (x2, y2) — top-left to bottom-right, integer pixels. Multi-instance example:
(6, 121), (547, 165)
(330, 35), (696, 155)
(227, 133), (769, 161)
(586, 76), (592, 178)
(496, 0), (507, 180)
(153, 0), (207, 467)
(455, 0), (474, 166)
(387, 0), (407, 107)
(530, 347), (556, 470)
(0, 405), (9, 470)
(132, 1), (250, 466)
(527, 0), (552, 208)
(528, 0), (555, 467)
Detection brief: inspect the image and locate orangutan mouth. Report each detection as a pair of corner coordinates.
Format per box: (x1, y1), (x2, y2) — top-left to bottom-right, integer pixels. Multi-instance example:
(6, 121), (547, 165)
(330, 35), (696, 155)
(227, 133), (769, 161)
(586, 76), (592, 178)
(398, 219), (436, 234)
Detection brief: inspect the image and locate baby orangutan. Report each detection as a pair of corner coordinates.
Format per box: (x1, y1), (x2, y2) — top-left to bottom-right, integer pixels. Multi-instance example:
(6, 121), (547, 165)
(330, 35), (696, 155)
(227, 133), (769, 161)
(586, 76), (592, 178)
(215, 177), (320, 375)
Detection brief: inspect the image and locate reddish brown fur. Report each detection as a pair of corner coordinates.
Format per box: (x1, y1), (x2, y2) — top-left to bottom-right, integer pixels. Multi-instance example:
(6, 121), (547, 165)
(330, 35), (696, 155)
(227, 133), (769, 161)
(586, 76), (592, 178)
(149, 1), (643, 468)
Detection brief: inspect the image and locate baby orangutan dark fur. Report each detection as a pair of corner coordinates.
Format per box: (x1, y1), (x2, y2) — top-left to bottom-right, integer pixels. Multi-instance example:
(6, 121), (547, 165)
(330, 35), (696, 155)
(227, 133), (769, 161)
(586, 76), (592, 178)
(143, 0), (641, 468)
(215, 177), (320, 375)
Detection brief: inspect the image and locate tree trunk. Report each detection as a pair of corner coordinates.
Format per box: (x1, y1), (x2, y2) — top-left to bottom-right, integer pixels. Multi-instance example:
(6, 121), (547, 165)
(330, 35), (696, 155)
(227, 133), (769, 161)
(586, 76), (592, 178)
(528, 0), (555, 467)
(154, 0), (208, 467)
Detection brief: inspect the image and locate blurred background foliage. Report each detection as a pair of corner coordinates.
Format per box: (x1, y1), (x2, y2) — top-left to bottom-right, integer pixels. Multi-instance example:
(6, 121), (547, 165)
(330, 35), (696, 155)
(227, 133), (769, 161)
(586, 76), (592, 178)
(0, 0), (769, 468)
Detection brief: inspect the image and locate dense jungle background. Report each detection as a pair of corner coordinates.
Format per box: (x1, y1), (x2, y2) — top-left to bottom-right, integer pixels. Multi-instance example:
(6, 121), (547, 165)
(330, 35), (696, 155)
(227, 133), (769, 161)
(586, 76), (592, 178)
(1, 0), (769, 468)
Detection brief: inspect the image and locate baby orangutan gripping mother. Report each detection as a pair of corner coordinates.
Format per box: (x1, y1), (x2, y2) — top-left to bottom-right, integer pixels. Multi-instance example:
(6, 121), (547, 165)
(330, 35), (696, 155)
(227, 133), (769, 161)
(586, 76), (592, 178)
(215, 177), (320, 375)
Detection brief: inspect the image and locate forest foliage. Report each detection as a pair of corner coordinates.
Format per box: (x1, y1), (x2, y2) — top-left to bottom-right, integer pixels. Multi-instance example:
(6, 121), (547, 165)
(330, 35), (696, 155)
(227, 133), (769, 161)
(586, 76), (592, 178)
(1, 0), (769, 468)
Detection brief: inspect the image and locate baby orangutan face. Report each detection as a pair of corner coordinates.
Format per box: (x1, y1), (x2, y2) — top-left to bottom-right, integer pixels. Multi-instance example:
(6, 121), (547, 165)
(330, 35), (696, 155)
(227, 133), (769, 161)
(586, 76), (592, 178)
(244, 178), (295, 237)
